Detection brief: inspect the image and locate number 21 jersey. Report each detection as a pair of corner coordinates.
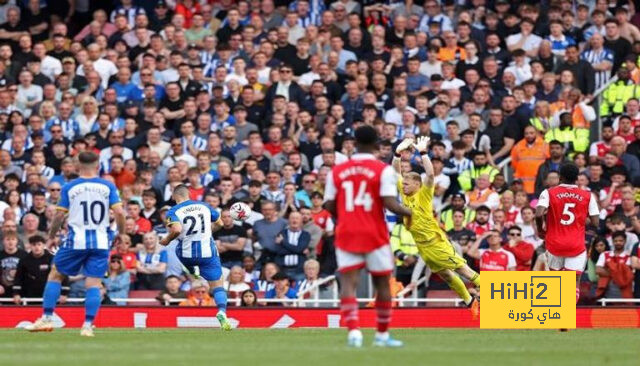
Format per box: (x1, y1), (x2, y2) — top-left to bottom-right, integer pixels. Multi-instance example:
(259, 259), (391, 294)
(166, 200), (221, 258)
(537, 184), (599, 256)
(324, 153), (398, 253)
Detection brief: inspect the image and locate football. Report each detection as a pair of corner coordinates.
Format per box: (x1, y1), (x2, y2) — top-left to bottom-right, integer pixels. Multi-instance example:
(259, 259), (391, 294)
(230, 202), (251, 221)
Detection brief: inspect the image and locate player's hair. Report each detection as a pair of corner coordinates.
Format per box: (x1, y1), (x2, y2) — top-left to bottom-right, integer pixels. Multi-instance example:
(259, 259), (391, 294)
(559, 162), (579, 184)
(172, 184), (190, 199)
(78, 151), (99, 166)
(404, 172), (422, 183)
(354, 125), (378, 147)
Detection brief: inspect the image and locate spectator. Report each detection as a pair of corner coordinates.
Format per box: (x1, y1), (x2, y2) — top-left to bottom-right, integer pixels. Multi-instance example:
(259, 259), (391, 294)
(510, 125), (549, 195)
(156, 275), (187, 306)
(265, 271), (297, 305)
(273, 212), (310, 282)
(390, 222), (418, 286)
(103, 254), (131, 305)
(11, 235), (56, 304)
(135, 232), (167, 290)
(468, 230), (516, 271)
(179, 278), (214, 306)
(252, 201), (287, 265)
(214, 209), (248, 269)
(502, 226), (535, 271)
(0, 231), (27, 298)
(224, 265), (250, 293)
(596, 231), (633, 299)
(240, 289), (258, 307)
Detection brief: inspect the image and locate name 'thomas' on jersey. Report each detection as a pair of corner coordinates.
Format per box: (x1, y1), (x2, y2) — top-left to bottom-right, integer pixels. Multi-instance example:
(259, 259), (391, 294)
(323, 153), (397, 253)
(537, 184), (599, 257)
(166, 200), (221, 258)
(58, 177), (121, 250)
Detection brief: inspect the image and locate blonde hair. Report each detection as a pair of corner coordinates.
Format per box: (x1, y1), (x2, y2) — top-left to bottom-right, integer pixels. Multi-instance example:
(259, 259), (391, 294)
(191, 279), (210, 292)
(403, 171), (422, 183)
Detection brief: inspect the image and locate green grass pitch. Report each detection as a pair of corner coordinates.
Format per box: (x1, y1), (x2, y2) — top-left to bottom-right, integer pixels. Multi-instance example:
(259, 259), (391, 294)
(0, 328), (637, 366)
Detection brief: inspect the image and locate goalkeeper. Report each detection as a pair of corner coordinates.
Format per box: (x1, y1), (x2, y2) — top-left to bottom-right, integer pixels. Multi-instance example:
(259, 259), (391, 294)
(393, 136), (481, 318)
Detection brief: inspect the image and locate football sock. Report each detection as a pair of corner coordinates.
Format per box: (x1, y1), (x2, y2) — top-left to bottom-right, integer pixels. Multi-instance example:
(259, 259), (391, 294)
(375, 299), (392, 333)
(213, 287), (227, 313)
(576, 287), (580, 304)
(340, 297), (359, 331)
(448, 275), (473, 305)
(84, 287), (101, 325)
(470, 272), (481, 289)
(42, 281), (62, 317)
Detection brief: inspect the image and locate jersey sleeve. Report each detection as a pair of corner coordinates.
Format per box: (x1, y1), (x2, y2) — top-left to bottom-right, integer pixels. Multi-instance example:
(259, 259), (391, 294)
(418, 182), (434, 203)
(506, 251), (517, 269)
(536, 189), (550, 209)
(107, 181), (122, 207)
(323, 170), (336, 201)
(166, 208), (179, 226)
(209, 205), (222, 225)
(380, 165), (398, 197)
(159, 250), (168, 263)
(596, 252), (606, 267)
(588, 193), (599, 216)
(57, 184), (70, 211)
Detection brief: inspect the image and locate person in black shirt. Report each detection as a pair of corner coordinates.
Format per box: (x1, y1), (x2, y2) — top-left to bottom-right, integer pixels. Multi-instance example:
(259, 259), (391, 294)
(215, 8), (243, 45)
(0, 232), (28, 298)
(290, 37), (311, 76)
(484, 107), (516, 165)
(0, 7), (29, 52)
(159, 82), (185, 132)
(214, 209), (249, 268)
(47, 33), (73, 61)
(12, 235), (62, 303)
(604, 18), (632, 74)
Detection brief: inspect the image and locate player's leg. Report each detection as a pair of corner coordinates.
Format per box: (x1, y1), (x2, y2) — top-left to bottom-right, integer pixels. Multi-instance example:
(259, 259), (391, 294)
(562, 251), (588, 304)
(367, 245), (403, 347)
(26, 248), (79, 332)
(455, 265), (481, 291)
(200, 254), (232, 331)
(335, 248), (364, 347)
(79, 250), (110, 336)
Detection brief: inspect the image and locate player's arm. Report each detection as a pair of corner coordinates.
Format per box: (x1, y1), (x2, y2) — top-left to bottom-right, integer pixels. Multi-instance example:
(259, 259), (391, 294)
(392, 138), (414, 174)
(380, 165), (412, 217)
(112, 204), (126, 235)
(382, 196), (412, 217)
(535, 189), (550, 238)
(467, 231), (487, 259)
(323, 170), (337, 216)
(412, 136), (434, 187)
(588, 192), (600, 227)
(47, 209), (67, 249)
(160, 210), (182, 246)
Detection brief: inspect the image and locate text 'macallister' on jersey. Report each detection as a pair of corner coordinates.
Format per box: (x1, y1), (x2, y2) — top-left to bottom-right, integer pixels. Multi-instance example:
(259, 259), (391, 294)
(166, 200), (221, 258)
(324, 153), (397, 253)
(537, 184), (599, 257)
(57, 177), (121, 250)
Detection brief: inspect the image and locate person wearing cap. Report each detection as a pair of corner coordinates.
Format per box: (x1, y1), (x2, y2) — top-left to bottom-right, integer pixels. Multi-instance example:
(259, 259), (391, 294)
(600, 64), (640, 118)
(264, 271), (297, 304)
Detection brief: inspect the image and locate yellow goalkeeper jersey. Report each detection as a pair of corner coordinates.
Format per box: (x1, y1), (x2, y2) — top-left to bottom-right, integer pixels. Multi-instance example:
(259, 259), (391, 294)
(397, 177), (449, 244)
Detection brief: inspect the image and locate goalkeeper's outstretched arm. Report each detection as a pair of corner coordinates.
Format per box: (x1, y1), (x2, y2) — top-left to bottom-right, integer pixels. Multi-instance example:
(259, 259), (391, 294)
(419, 153), (434, 188)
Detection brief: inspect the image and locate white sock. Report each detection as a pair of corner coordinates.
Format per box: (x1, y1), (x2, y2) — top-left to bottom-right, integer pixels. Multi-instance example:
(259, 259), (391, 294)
(82, 321), (92, 328)
(42, 315), (52, 321)
(375, 332), (389, 340)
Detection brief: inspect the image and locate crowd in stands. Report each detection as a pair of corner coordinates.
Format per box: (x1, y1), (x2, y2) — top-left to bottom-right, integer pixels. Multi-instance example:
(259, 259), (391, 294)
(1, 0), (640, 307)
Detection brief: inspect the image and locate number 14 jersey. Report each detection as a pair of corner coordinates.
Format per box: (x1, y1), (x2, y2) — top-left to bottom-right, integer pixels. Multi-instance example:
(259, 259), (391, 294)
(537, 184), (599, 257)
(324, 153), (397, 253)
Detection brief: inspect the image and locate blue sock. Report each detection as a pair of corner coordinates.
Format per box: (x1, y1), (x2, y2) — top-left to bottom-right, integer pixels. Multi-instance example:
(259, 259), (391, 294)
(212, 287), (227, 313)
(84, 287), (101, 324)
(42, 281), (62, 316)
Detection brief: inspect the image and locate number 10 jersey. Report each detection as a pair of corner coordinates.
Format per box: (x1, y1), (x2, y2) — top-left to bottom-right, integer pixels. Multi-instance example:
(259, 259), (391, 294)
(324, 153), (398, 253)
(537, 184), (599, 257)
(58, 177), (121, 250)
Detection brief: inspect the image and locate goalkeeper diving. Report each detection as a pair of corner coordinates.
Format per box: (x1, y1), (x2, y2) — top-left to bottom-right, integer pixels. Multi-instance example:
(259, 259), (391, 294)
(393, 136), (481, 318)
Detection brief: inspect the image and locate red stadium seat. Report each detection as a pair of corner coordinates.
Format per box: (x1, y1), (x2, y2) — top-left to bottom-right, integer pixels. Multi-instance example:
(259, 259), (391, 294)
(425, 290), (459, 308)
(127, 290), (161, 306)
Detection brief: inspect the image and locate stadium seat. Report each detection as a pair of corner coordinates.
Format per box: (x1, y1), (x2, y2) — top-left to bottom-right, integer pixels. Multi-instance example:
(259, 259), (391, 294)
(425, 290), (459, 308)
(127, 290), (161, 306)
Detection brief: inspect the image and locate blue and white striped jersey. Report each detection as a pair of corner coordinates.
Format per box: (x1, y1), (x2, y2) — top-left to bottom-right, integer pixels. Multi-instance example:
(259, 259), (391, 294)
(581, 47), (614, 90)
(58, 177), (121, 250)
(166, 200), (221, 259)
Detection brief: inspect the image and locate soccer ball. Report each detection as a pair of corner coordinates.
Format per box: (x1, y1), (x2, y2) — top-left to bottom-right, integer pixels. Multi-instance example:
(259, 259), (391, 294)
(230, 202), (251, 221)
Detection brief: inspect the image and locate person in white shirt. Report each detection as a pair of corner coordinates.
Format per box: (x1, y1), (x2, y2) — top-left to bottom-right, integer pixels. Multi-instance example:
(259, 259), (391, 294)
(440, 62), (465, 90)
(503, 49), (532, 86)
(33, 43), (62, 82)
(506, 18), (542, 58)
(77, 43), (118, 89)
(16, 70), (43, 117)
(383, 92), (417, 126)
(419, 46), (442, 77)
(298, 54), (321, 91)
(225, 58), (248, 86)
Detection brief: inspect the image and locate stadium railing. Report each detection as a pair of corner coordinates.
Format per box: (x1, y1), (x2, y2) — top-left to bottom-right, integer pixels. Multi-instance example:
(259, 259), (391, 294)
(597, 298), (640, 306)
(295, 275), (339, 307)
(395, 276), (429, 307)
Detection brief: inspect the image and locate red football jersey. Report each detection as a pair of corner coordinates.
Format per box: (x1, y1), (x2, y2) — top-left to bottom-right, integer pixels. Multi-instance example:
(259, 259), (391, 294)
(324, 153), (396, 253)
(479, 248), (516, 271)
(537, 185), (599, 257)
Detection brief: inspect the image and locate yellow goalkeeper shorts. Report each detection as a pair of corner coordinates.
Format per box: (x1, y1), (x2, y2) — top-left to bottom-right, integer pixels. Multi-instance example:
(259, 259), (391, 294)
(416, 237), (466, 273)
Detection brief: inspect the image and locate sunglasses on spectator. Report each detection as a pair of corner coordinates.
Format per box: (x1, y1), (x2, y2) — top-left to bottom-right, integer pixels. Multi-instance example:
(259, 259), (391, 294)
(280, 69), (292, 73)
(141, 73), (152, 76)
(193, 290), (207, 294)
(171, 143), (182, 146)
(110, 259), (120, 263)
(304, 180), (316, 184)
(509, 232), (521, 236)
(49, 188), (61, 192)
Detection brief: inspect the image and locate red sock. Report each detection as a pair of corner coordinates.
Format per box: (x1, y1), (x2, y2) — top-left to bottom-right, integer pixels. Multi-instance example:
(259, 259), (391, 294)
(375, 300), (392, 333)
(340, 297), (359, 331)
